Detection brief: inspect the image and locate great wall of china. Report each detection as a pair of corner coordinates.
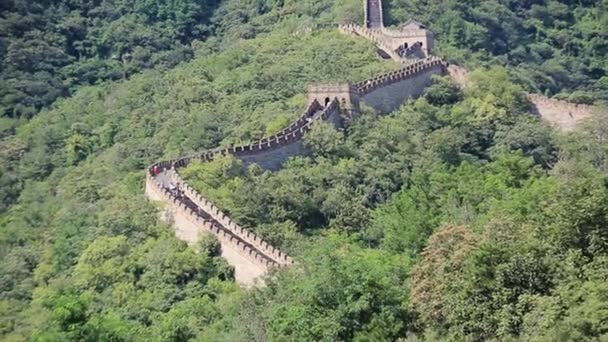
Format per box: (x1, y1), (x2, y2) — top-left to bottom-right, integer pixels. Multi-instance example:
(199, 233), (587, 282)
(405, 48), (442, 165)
(146, 0), (601, 286)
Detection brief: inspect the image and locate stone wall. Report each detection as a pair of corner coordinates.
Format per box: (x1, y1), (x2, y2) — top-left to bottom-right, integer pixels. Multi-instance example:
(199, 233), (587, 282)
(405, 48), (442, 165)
(145, 172), (273, 286)
(146, 47), (449, 286)
(356, 58), (445, 113)
(145, 100), (343, 285)
(164, 170), (294, 266)
(171, 99), (339, 170)
(528, 94), (595, 131)
(237, 140), (309, 171)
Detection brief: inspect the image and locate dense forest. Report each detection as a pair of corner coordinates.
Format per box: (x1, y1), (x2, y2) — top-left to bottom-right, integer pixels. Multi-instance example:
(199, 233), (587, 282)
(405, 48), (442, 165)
(0, 0), (607, 341)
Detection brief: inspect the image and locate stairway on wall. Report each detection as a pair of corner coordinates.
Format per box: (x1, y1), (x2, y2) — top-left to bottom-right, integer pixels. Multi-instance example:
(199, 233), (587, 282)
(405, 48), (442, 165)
(366, 0), (384, 28)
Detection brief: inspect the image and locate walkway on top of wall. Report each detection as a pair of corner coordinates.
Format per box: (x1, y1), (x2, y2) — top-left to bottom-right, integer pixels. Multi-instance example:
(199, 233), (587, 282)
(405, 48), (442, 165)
(366, 0), (384, 28)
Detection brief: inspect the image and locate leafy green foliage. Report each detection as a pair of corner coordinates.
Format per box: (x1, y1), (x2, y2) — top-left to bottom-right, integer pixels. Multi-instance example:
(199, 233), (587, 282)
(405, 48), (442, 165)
(0, 0), (219, 119)
(385, 0), (608, 102)
(1, 0), (607, 340)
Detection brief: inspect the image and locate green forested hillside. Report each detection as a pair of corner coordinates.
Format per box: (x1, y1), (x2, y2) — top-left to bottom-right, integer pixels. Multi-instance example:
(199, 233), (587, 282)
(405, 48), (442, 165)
(0, 0), (218, 119)
(384, 0), (608, 102)
(1, 0), (607, 341)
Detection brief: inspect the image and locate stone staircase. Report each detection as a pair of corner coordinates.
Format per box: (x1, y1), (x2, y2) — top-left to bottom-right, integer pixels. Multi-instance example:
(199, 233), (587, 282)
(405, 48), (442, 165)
(366, 0), (384, 28)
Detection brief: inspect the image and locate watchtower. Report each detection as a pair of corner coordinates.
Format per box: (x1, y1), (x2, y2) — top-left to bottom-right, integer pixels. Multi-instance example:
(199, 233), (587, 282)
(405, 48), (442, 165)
(307, 83), (361, 124)
(394, 20), (434, 56)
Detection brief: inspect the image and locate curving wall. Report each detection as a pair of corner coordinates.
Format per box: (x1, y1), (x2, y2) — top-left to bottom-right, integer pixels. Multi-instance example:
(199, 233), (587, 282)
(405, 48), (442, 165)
(146, 55), (448, 286)
(144, 0), (603, 287)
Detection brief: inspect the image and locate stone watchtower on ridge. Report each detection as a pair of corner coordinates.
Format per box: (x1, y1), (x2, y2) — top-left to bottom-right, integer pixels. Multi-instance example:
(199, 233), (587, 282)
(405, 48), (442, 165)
(372, 19), (435, 59)
(308, 83), (360, 126)
(364, 0), (434, 58)
(391, 20), (434, 57)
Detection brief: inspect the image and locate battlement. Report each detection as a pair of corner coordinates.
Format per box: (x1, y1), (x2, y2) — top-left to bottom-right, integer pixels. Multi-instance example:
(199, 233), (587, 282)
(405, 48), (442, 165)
(308, 83), (360, 119)
(355, 57), (445, 94)
(166, 169), (294, 265)
(362, 0), (434, 57)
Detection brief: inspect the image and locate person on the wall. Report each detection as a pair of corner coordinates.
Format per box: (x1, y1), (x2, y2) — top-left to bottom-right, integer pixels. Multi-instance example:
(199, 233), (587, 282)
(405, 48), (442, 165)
(176, 182), (182, 198)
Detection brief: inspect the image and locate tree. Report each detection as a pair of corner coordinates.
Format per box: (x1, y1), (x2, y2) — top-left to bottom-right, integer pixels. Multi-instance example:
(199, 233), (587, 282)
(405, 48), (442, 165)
(409, 225), (479, 330)
(424, 75), (462, 106)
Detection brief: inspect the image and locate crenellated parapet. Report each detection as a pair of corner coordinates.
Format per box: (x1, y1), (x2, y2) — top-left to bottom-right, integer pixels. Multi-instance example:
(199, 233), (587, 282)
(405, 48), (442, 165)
(146, 99), (345, 285)
(355, 57), (445, 94)
(145, 171), (282, 272)
(164, 169), (294, 266)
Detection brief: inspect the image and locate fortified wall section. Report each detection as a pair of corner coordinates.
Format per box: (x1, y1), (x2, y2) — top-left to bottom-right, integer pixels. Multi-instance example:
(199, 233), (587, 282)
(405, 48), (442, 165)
(356, 58), (445, 113)
(528, 94), (595, 131)
(164, 170), (293, 266)
(168, 100), (340, 171)
(146, 57), (448, 286)
(145, 172), (272, 286)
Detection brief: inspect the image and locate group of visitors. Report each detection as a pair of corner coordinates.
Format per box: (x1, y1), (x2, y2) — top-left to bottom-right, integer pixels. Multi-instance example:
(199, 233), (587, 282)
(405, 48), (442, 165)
(169, 182), (182, 198)
(150, 163), (183, 198)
